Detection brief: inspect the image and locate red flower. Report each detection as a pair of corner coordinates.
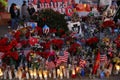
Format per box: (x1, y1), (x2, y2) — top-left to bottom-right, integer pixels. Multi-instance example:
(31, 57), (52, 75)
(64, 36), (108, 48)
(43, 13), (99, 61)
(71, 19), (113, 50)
(114, 35), (120, 48)
(50, 28), (57, 33)
(2, 51), (18, 60)
(29, 37), (38, 46)
(0, 37), (8, 46)
(35, 26), (42, 35)
(59, 29), (65, 34)
(102, 20), (116, 29)
(51, 39), (64, 49)
(20, 40), (28, 47)
(14, 30), (21, 42)
(68, 43), (81, 54)
(42, 18), (46, 21)
(10, 39), (18, 47)
(86, 37), (99, 45)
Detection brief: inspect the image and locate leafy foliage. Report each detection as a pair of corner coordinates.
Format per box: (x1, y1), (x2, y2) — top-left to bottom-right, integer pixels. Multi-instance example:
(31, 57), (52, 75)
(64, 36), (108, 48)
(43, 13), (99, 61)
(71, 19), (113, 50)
(31, 9), (68, 31)
(0, 0), (7, 12)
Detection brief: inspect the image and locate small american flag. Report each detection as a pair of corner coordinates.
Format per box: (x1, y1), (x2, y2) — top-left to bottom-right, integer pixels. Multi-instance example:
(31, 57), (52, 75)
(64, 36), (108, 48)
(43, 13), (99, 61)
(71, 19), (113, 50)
(56, 51), (69, 67)
(45, 60), (56, 69)
(79, 59), (86, 68)
(100, 54), (107, 62)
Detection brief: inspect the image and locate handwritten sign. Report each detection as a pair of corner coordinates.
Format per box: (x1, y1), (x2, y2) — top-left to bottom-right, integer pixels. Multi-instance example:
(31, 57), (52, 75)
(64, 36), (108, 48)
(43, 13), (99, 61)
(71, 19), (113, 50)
(33, 0), (73, 16)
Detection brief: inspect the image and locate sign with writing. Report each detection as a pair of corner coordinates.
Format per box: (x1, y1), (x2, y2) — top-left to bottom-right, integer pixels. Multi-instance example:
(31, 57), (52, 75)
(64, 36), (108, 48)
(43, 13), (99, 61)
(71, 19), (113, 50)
(32, 0), (74, 16)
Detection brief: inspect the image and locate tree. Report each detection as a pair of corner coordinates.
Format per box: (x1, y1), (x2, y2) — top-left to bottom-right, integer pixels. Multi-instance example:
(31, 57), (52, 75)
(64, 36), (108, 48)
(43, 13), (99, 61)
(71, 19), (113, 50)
(31, 9), (68, 32)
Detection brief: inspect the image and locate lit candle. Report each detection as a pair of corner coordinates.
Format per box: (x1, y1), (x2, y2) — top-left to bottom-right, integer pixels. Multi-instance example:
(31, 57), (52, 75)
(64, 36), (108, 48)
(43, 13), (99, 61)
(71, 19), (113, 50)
(66, 69), (70, 79)
(49, 71), (52, 78)
(29, 69), (33, 79)
(26, 71), (29, 80)
(38, 70), (43, 79)
(0, 68), (3, 79)
(25, 67), (29, 79)
(76, 66), (80, 73)
(115, 65), (120, 74)
(43, 70), (48, 80)
(72, 69), (76, 78)
(57, 69), (60, 78)
(60, 66), (65, 70)
(17, 69), (22, 80)
(53, 69), (56, 79)
(63, 68), (66, 77)
(116, 65), (120, 71)
(60, 72), (63, 79)
(33, 68), (37, 79)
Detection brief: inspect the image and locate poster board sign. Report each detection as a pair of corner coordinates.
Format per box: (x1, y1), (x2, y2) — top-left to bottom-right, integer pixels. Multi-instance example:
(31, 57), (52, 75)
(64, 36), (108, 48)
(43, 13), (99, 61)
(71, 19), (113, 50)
(31, 0), (74, 16)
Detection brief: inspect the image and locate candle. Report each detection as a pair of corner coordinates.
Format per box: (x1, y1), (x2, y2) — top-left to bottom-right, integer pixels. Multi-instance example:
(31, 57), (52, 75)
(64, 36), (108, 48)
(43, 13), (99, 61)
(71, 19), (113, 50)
(66, 69), (70, 79)
(60, 72), (63, 79)
(100, 71), (105, 79)
(38, 70), (43, 79)
(0, 68), (3, 79)
(116, 65), (120, 71)
(60, 66), (65, 70)
(14, 69), (17, 79)
(115, 65), (120, 74)
(3, 70), (7, 79)
(29, 69), (33, 79)
(76, 66), (80, 73)
(72, 69), (76, 78)
(57, 69), (60, 78)
(33, 68), (37, 79)
(43, 70), (48, 80)
(17, 69), (22, 80)
(63, 68), (66, 77)
(53, 69), (56, 79)
(49, 72), (52, 78)
(105, 70), (110, 78)
(25, 67), (29, 79)
(26, 72), (29, 80)
(8, 70), (12, 80)
(81, 69), (85, 77)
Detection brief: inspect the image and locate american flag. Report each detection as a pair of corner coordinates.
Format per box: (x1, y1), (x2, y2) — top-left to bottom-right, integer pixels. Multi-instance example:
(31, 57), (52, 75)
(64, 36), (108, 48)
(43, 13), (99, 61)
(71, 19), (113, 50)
(45, 60), (56, 69)
(79, 59), (86, 68)
(56, 51), (69, 67)
(100, 54), (107, 62)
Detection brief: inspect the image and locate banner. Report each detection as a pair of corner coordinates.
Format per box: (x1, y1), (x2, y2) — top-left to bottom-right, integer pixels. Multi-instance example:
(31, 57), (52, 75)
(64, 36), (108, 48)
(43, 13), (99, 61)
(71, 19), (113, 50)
(32, 0), (74, 16)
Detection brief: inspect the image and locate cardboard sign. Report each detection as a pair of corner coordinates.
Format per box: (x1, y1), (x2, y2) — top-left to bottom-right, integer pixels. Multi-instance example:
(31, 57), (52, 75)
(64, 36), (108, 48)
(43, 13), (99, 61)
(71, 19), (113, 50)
(33, 0), (74, 16)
